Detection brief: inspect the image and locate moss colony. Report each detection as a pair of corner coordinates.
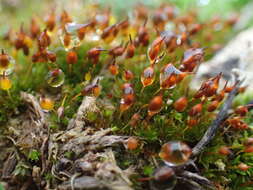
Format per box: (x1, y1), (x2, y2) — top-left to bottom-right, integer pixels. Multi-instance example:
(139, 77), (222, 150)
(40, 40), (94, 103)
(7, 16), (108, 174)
(0, 2), (253, 190)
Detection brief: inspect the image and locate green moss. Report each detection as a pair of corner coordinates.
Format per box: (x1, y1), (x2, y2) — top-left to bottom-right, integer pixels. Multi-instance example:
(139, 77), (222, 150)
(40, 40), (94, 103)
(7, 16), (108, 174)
(0, 1), (253, 189)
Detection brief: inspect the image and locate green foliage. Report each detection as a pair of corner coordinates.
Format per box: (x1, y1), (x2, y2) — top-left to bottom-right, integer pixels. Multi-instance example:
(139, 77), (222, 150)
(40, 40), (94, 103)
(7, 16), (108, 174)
(0, 1), (253, 190)
(28, 149), (40, 161)
(13, 162), (30, 177)
(0, 184), (4, 190)
(197, 111), (253, 189)
(64, 151), (75, 159)
(143, 165), (154, 176)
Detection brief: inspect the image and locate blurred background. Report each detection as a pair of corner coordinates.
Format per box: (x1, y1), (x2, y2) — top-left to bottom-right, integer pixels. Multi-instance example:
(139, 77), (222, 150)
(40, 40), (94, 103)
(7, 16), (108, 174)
(1, 0), (253, 31)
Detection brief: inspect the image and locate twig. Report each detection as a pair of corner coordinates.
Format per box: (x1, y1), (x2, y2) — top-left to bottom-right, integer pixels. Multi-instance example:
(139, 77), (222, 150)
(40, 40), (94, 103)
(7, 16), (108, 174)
(71, 173), (81, 190)
(176, 177), (205, 190)
(179, 171), (214, 189)
(192, 78), (243, 156)
(40, 134), (49, 175)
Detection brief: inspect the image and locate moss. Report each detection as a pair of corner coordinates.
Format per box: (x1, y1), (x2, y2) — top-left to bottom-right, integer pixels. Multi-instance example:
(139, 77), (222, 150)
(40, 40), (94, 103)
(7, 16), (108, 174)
(0, 1), (253, 190)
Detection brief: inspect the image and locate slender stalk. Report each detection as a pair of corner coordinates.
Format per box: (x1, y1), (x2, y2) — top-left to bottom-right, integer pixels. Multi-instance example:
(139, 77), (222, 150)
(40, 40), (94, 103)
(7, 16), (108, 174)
(7, 90), (13, 102)
(24, 59), (33, 85)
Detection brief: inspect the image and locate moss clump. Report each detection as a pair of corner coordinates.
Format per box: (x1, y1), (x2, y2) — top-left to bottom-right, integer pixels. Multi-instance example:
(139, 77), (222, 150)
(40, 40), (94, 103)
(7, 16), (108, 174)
(0, 2), (252, 190)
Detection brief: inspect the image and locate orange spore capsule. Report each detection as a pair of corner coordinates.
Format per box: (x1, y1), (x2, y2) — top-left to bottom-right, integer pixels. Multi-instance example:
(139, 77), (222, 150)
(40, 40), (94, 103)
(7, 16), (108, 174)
(0, 50), (9, 69)
(14, 26), (30, 56)
(227, 117), (248, 130)
(238, 87), (247, 93)
(194, 73), (222, 98)
(244, 138), (253, 146)
(137, 23), (149, 46)
(160, 64), (181, 89)
(215, 81), (228, 102)
(45, 11), (56, 31)
(153, 9), (166, 31)
(32, 49), (49, 63)
(135, 4), (148, 20)
(47, 51), (57, 62)
(148, 36), (164, 63)
(189, 23), (202, 35)
(109, 45), (125, 57)
(126, 137), (139, 150)
(101, 24), (117, 43)
(204, 81), (218, 97)
(215, 91), (225, 102)
(182, 48), (204, 71)
(77, 25), (87, 41)
(32, 51), (41, 63)
(207, 73), (222, 96)
(126, 35), (135, 58)
(176, 72), (187, 83)
(226, 14), (239, 26)
(123, 94), (135, 105)
(66, 51), (78, 64)
(129, 113), (141, 127)
(161, 74), (177, 89)
(218, 146), (231, 156)
(87, 47), (105, 65)
(109, 62), (119, 75)
(148, 95), (163, 116)
(189, 103), (202, 117)
(63, 33), (71, 48)
(126, 43), (135, 58)
(244, 146), (253, 153)
(15, 25), (26, 50)
(120, 94), (135, 112)
(87, 47), (103, 58)
(238, 163), (250, 171)
(160, 31), (177, 52)
(120, 83), (135, 112)
(60, 10), (72, 25)
(82, 83), (101, 97)
(225, 86), (234, 93)
(117, 19), (129, 36)
(141, 65), (155, 87)
(207, 100), (219, 112)
(81, 84), (94, 96)
(235, 106), (248, 117)
(30, 18), (40, 39)
(180, 32), (188, 44)
(123, 70), (134, 81)
(173, 97), (188, 112)
(187, 117), (198, 127)
(92, 85), (101, 97)
(38, 29), (51, 50)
